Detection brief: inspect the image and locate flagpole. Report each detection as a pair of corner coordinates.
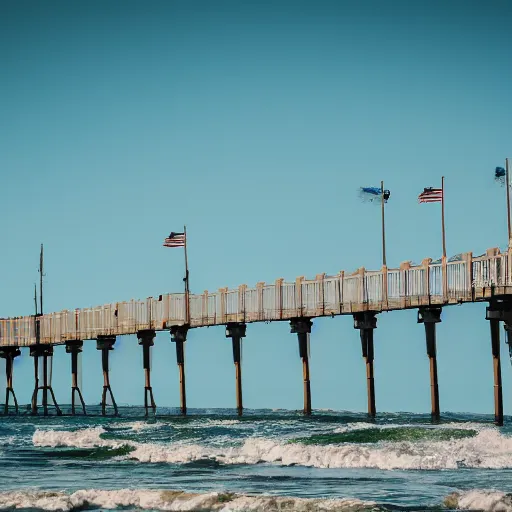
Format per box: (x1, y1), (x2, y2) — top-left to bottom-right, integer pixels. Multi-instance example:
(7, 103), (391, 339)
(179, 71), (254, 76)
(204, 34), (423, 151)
(441, 176), (446, 258)
(381, 180), (386, 267)
(183, 225), (190, 324)
(39, 244), (43, 315)
(506, 158), (511, 247)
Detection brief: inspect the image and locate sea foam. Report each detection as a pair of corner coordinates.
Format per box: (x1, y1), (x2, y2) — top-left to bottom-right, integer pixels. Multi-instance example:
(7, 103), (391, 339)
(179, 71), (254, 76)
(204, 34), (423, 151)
(445, 490), (512, 512)
(0, 489), (380, 511)
(32, 425), (512, 470)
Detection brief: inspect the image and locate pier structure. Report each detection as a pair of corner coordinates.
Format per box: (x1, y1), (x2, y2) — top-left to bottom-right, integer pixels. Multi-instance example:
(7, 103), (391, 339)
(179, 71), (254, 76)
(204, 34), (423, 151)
(65, 340), (86, 415)
(1, 247), (512, 423)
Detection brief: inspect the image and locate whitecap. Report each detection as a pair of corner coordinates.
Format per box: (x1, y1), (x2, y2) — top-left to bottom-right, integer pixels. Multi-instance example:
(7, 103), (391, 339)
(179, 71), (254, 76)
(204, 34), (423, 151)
(0, 488), (381, 511)
(445, 490), (512, 511)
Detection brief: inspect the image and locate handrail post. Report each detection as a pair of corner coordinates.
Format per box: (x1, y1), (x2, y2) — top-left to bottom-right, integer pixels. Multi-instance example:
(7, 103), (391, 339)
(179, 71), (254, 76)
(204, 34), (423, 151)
(296, 276), (304, 317)
(465, 252), (473, 300)
(315, 273), (325, 316)
(381, 266), (388, 310)
(422, 258), (432, 305)
(400, 261), (411, 308)
(358, 267), (366, 307)
(339, 271), (344, 314)
(238, 284), (247, 323)
(256, 282), (265, 321)
(219, 287), (228, 325)
(275, 278), (284, 320)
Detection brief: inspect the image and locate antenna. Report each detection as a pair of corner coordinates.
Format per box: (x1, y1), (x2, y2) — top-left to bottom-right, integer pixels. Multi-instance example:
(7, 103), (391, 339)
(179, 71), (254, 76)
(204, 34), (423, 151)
(39, 244), (44, 315)
(34, 283), (38, 316)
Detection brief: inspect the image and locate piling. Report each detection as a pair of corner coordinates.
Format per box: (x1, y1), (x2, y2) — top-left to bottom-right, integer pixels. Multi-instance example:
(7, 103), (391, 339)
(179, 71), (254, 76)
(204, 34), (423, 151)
(0, 347), (21, 414)
(418, 307), (442, 421)
(485, 303), (507, 425)
(29, 345), (62, 416)
(492, 321), (504, 426)
(226, 323), (246, 416)
(96, 335), (118, 416)
(170, 325), (189, 415)
(65, 340), (86, 415)
(290, 318), (313, 415)
(137, 330), (156, 416)
(353, 312), (377, 418)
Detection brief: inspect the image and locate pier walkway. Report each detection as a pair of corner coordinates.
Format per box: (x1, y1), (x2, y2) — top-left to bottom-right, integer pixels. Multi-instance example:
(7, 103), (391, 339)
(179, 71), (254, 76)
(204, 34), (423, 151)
(1, 246), (512, 422)
(0, 247), (509, 346)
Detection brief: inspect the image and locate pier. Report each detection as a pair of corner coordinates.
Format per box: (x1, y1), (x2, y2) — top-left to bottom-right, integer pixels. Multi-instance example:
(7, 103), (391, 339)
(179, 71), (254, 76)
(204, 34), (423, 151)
(1, 247), (512, 423)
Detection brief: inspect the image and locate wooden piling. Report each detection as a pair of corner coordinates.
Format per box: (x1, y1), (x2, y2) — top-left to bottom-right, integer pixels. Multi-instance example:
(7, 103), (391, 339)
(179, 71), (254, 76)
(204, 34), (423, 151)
(176, 340), (186, 415)
(171, 326), (189, 415)
(42, 354), (48, 416)
(226, 323), (246, 416)
(31, 354), (39, 415)
(424, 322), (440, 421)
(298, 332), (312, 415)
(232, 336), (243, 416)
(365, 329), (376, 417)
(2, 349), (20, 415)
(66, 340), (86, 415)
(490, 319), (503, 426)
(101, 348), (110, 415)
(142, 343), (156, 416)
(354, 312), (378, 418)
(29, 346), (61, 416)
(97, 336), (118, 416)
(137, 330), (156, 417)
(5, 356), (13, 415)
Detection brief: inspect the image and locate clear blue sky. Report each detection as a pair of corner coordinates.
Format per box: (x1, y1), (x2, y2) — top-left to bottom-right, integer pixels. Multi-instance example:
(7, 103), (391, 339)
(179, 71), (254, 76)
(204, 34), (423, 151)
(1, 0), (512, 414)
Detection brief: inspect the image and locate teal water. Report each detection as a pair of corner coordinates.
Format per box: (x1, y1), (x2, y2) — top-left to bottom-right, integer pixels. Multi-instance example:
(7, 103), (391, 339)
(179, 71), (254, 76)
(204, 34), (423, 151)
(1, 407), (512, 511)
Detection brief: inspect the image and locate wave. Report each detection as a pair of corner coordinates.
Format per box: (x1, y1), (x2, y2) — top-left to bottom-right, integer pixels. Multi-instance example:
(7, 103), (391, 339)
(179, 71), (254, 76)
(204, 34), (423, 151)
(32, 425), (512, 470)
(33, 428), (113, 449)
(0, 489), (381, 511)
(445, 490), (512, 511)
(293, 427), (477, 445)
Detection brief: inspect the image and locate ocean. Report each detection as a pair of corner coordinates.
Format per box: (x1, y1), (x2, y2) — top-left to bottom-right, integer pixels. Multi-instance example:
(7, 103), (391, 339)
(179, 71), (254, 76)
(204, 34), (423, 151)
(0, 407), (511, 511)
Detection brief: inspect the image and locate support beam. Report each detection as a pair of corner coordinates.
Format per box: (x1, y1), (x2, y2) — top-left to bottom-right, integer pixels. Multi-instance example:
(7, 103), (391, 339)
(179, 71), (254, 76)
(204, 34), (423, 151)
(486, 303), (507, 425)
(290, 318), (313, 415)
(484, 300), (512, 425)
(418, 307), (442, 421)
(0, 347), (21, 415)
(65, 340), (86, 415)
(29, 345), (62, 416)
(170, 325), (189, 415)
(353, 312), (377, 418)
(96, 336), (118, 416)
(137, 330), (156, 417)
(225, 323), (246, 416)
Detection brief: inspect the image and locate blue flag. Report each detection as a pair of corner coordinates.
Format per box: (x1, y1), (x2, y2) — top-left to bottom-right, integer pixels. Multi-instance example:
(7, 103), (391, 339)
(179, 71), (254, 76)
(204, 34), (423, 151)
(359, 187), (390, 203)
(495, 167), (506, 186)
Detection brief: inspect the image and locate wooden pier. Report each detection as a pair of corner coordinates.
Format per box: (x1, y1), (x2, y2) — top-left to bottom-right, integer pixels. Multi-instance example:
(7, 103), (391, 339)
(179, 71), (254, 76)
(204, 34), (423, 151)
(1, 246), (512, 422)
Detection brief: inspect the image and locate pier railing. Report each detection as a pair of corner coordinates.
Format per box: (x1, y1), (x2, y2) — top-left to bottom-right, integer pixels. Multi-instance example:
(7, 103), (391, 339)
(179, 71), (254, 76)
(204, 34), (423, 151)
(1, 247), (510, 347)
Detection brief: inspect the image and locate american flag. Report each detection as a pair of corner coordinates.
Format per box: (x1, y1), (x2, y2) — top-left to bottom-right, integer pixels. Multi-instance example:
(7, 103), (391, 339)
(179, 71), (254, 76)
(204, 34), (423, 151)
(418, 187), (443, 203)
(163, 232), (186, 248)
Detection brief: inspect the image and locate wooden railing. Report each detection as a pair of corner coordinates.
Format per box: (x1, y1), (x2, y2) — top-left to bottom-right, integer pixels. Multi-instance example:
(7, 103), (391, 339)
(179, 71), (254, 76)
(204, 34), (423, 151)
(1, 247), (510, 347)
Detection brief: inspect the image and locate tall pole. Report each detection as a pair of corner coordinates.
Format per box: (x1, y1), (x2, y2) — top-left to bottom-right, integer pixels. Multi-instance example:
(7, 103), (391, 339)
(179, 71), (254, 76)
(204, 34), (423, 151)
(441, 177), (446, 258)
(381, 180), (386, 267)
(32, 283), (39, 415)
(506, 158), (511, 248)
(39, 244), (43, 316)
(183, 225), (190, 324)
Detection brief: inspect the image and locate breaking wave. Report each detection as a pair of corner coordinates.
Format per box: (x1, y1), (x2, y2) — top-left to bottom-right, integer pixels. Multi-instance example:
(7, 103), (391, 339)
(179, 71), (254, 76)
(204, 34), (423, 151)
(32, 424), (512, 470)
(0, 488), (381, 511)
(293, 427), (477, 445)
(444, 490), (512, 511)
